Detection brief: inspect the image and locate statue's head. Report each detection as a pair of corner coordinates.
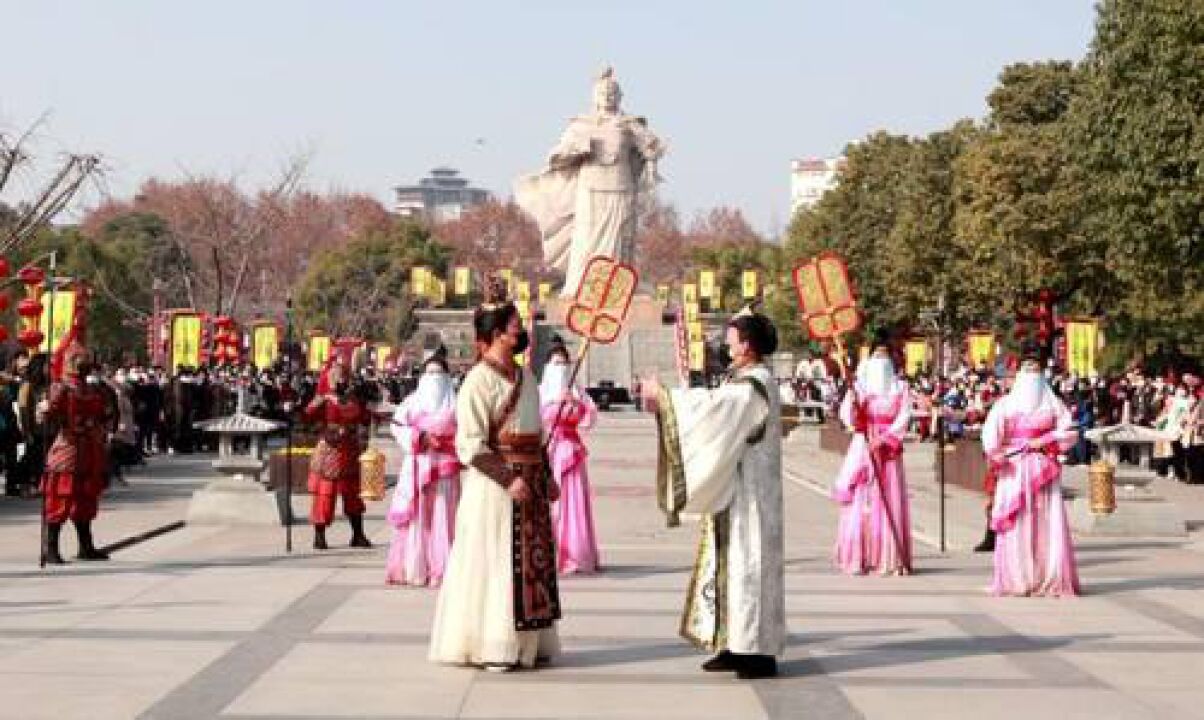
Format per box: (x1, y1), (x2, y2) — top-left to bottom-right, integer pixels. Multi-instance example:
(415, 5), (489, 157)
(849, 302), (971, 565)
(593, 66), (622, 114)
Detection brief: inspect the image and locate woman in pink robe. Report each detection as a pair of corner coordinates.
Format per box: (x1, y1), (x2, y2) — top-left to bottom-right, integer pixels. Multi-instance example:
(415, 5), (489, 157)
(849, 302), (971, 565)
(385, 358), (462, 586)
(540, 345), (600, 574)
(981, 353), (1080, 597)
(832, 344), (913, 575)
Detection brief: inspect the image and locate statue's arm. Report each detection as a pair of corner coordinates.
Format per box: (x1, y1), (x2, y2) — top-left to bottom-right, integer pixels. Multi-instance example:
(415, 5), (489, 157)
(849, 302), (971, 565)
(628, 117), (667, 161)
(547, 120), (592, 170)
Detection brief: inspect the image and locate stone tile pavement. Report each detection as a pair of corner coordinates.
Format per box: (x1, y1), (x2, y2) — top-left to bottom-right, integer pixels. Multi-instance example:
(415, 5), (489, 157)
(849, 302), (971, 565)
(0, 415), (1201, 718)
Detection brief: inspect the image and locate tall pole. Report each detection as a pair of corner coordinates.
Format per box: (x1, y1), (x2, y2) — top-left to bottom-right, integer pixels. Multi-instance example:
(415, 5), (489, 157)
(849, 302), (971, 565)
(283, 296), (294, 554)
(38, 252), (57, 568)
(936, 292), (947, 553)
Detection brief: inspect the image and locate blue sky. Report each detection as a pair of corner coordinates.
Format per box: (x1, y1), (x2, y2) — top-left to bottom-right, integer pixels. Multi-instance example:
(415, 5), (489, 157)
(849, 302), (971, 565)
(0, 1), (1097, 234)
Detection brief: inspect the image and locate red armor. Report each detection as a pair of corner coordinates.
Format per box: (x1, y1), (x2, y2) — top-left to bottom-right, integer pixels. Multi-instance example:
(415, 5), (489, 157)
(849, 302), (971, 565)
(304, 394), (371, 526)
(42, 379), (111, 523)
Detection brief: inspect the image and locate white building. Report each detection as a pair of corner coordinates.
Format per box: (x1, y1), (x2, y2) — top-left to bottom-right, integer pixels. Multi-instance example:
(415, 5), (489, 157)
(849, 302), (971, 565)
(790, 157), (844, 215)
(394, 167), (491, 222)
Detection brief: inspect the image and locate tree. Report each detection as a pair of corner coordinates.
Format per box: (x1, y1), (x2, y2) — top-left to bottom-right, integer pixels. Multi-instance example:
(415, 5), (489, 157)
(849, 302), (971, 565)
(1066, 0), (1204, 353)
(432, 199), (544, 279)
(633, 200), (685, 283)
(952, 62), (1106, 337)
(293, 221), (450, 342)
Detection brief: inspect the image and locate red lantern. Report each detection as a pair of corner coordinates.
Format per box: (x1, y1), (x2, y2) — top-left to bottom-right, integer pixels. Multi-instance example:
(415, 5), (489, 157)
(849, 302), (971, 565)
(0, 258), (9, 278)
(0, 294), (9, 313)
(17, 297), (43, 319)
(0, 327), (8, 343)
(18, 328), (43, 349)
(17, 265), (45, 286)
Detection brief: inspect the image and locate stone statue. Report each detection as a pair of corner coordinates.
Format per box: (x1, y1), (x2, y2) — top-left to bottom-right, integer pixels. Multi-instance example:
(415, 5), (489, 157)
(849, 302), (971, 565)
(516, 66), (667, 297)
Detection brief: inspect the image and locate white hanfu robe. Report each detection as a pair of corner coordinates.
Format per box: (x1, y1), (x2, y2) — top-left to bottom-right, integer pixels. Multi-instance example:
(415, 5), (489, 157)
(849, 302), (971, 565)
(654, 364), (786, 656)
(428, 362), (560, 667)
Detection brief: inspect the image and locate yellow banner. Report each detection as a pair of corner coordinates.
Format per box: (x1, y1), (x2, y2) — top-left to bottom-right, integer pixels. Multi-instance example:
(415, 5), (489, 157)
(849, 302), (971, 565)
(252, 325), (279, 369)
(538, 282), (551, 303)
(699, 270), (715, 303)
(411, 266), (428, 297)
(373, 343), (392, 366)
(1066, 319), (1098, 376)
(656, 284), (670, 303)
(517, 281), (532, 302)
(688, 321), (704, 343)
(38, 289), (76, 353)
(431, 278), (447, 306)
(170, 314), (202, 372)
(682, 283), (698, 304)
(967, 332), (995, 367)
(684, 301), (700, 324)
(741, 270), (758, 300)
(689, 340), (705, 371)
(307, 334), (331, 371)
(453, 266), (470, 296)
(499, 268), (514, 296)
(516, 299), (530, 322)
(904, 339), (928, 377)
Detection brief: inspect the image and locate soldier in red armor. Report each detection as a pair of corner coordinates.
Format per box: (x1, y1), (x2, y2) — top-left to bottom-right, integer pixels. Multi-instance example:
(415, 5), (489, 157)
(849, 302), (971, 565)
(304, 360), (373, 550)
(38, 341), (114, 564)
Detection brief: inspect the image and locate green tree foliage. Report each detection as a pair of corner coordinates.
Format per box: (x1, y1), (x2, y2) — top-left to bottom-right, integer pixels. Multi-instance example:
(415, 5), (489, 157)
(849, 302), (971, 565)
(294, 221), (449, 343)
(1066, 0), (1204, 353)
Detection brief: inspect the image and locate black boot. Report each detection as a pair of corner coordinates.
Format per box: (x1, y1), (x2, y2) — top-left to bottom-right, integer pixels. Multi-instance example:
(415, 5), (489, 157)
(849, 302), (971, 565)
(348, 514), (372, 548)
(702, 650), (739, 672)
(43, 523), (66, 565)
(74, 520), (110, 561)
(973, 527), (996, 553)
(313, 525), (329, 550)
(734, 654), (778, 680)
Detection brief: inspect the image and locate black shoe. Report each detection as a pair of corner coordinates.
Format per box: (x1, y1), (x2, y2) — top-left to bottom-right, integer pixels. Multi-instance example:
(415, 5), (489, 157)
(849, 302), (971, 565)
(973, 528), (996, 553)
(702, 650), (739, 672)
(734, 654), (777, 680)
(348, 514), (372, 548)
(43, 523), (66, 565)
(313, 525), (329, 550)
(74, 521), (110, 561)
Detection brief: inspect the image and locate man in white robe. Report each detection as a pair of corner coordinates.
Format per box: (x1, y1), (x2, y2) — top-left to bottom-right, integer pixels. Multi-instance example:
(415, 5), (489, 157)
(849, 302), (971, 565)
(642, 309), (786, 679)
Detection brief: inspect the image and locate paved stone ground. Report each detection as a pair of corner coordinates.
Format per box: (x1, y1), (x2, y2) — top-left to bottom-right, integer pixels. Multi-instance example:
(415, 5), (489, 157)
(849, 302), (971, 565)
(0, 413), (1203, 719)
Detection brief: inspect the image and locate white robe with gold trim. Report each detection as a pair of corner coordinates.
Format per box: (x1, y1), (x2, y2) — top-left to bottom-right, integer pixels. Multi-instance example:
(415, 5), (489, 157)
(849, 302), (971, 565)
(655, 364), (786, 656)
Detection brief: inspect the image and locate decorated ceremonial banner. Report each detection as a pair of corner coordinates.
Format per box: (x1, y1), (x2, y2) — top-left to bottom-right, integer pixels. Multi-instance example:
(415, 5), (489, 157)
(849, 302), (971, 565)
(38, 288), (76, 353)
(307, 333), (331, 371)
(699, 270), (715, 306)
(673, 306), (689, 385)
(904, 338), (929, 377)
(967, 330), (996, 367)
(682, 283), (698, 305)
(688, 321), (704, 344)
(1065, 318), (1099, 376)
(453, 266), (470, 296)
(538, 282), (551, 303)
(517, 281), (532, 303)
(410, 266), (429, 297)
(742, 270), (758, 300)
(566, 256), (637, 345)
(792, 252), (863, 341)
(433, 277), (447, 306)
(169, 312), (202, 372)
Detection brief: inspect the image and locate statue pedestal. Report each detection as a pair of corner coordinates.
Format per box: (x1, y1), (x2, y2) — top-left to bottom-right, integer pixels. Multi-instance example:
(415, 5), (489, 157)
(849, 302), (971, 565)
(1065, 468), (1186, 537)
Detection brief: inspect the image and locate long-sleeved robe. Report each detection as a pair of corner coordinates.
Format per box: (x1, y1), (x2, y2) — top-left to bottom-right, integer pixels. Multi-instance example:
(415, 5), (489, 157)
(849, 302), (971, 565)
(654, 364), (786, 656)
(541, 389), (600, 574)
(385, 400), (460, 587)
(429, 361), (560, 667)
(981, 389), (1080, 597)
(832, 379), (913, 575)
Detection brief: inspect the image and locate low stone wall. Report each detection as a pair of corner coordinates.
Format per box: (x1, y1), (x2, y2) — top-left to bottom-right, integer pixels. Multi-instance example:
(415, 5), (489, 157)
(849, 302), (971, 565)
(816, 421), (988, 494)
